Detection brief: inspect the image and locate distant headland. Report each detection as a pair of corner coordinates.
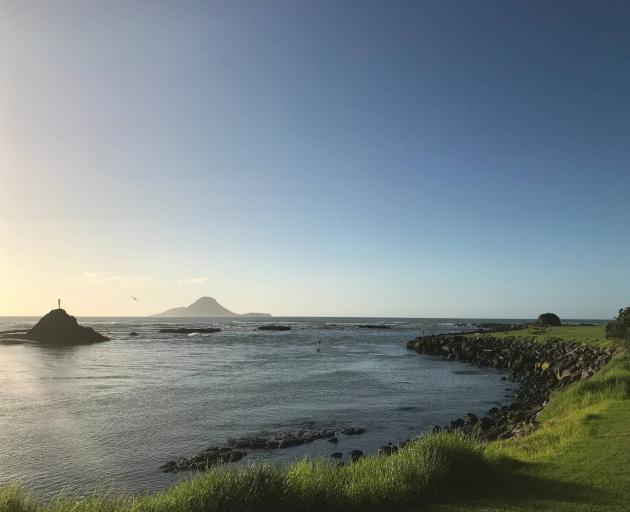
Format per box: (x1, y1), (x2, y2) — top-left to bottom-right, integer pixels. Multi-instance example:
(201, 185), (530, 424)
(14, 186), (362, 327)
(153, 297), (271, 318)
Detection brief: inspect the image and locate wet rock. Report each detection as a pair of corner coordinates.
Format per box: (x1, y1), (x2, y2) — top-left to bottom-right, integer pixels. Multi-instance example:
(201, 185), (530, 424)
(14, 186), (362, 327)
(256, 325), (291, 331)
(331, 452), (342, 459)
(350, 449), (364, 462)
(229, 429), (336, 449)
(450, 418), (465, 430)
(129, 332), (139, 336)
(159, 327), (221, 334)
(357, 325), (391, 329)
(466, 413), (479, 425)
(378, 445), (398, 456)
(341, 427), (366, 435)
(327, 437), (338, 443)
(161, 447), (246, 472)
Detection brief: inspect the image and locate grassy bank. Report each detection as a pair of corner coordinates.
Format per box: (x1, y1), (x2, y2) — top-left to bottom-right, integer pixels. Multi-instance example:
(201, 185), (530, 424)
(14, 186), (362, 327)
(0, 434), (486, 512)
(2, 325), (628, 512)
(440, 324), (630, 511)
(480, 324), (610, 347)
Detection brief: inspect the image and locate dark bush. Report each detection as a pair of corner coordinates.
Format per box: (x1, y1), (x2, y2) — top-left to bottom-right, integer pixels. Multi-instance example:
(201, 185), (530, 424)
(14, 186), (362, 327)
(606, 307), (630, 341)
(536, 313), (561, 327)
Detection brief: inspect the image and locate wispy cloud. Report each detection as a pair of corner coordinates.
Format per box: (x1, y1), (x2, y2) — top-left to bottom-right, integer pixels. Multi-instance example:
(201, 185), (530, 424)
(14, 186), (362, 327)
(83, 272), (152, 287)
(177, 276), (208, 285)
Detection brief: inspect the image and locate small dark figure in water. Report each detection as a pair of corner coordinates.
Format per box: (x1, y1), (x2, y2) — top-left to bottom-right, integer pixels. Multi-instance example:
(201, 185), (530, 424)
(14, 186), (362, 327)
(58, 298), (61, 309)
(316, 340), (321, 352)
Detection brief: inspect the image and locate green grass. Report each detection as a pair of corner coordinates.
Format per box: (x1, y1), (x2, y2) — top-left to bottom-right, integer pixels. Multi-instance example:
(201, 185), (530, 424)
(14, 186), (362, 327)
(479, 324), (612, 347)
(3, 325), (629, 512)
(435, 328), (630, 512)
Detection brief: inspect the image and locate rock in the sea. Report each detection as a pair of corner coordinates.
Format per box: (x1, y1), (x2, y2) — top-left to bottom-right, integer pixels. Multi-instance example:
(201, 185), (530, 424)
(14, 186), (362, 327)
(129, 332), (139, 336)
(256, 325), (291, 331)
(158, 327), (221, 334)
(160, 447), (246, 472)
(378, 445), (398, 456)
(358, 325), (391, 329)
(350, 449), (364, 462)
(228, 429), (335, 449)
(330, 452), (342, 459)
(327, 436), (338, 443)
(25, 309), (109, 344)
(340, 427), (366, 435)
(450, 418), (465, 430)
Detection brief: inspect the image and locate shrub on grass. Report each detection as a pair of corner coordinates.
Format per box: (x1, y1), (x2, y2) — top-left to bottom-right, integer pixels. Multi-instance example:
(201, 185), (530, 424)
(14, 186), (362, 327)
(606, 307), (630, 341)
(536, 313), (561, 327)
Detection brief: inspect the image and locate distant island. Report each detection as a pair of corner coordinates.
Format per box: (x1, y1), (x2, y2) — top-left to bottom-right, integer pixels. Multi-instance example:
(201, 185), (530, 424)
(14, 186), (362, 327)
(153, 297), (271, 318)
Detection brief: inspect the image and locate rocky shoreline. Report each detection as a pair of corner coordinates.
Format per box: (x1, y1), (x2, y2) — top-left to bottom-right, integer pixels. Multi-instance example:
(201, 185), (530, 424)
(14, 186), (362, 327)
(161, 427), (367, 472)
(406, 333), (614, 441)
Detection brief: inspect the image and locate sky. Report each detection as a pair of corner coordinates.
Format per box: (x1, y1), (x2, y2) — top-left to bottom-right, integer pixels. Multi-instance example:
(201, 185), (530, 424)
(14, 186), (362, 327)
(1, 0), (629, 318)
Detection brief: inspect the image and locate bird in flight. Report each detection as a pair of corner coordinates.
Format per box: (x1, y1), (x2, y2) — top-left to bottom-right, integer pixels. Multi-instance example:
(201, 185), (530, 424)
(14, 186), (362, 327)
(131, 296), (139, 301)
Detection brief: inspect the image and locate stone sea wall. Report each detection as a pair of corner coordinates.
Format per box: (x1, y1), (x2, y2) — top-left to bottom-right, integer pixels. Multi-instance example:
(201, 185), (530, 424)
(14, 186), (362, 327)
(406, 334), (614, 441)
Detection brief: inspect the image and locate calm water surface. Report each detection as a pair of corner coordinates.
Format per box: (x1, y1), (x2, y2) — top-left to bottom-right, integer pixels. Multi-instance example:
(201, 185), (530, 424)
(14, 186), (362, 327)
(0, 317), (518, 497)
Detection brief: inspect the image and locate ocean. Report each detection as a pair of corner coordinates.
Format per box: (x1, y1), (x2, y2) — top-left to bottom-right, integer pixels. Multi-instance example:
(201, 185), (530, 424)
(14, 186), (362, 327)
(0, 316), (519, 497)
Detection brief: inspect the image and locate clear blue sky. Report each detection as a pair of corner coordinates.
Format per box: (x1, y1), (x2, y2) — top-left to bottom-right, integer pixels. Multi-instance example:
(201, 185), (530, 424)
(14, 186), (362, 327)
(1, 0), (629, 318)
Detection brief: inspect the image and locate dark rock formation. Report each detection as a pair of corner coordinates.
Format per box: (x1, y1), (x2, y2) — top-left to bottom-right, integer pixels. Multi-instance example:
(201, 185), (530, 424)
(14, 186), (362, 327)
(23, 309), (109, 344)
(256, 325), (291, 331)
(350, 449), (364, 462)
(340, 427), (366, 435)
(129, 332), (139, 336)
(536, 313), (561, 326)
(160, 447), (246, 473)
(407, 333), (613, 441)
(158, 327), (221, 334)
(228, 429), (336, 449)
(358, 325), (391, 329)
(330, 452), (342, 459)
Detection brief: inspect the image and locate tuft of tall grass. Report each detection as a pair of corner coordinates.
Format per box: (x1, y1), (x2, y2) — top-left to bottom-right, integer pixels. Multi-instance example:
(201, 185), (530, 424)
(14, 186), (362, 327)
(0, 434), (486, 512)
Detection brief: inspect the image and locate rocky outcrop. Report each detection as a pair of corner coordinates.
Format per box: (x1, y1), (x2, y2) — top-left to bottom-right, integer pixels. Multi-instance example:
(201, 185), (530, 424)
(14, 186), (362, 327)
(158, 327), (221, 334)
(160, 447), (246, 473)
(406, 334), (613, 441)
(161, 427), (366, 471)
(256, 325), (291, 331)
(21, 309), (109, 344)
(228, 429), (337, 449)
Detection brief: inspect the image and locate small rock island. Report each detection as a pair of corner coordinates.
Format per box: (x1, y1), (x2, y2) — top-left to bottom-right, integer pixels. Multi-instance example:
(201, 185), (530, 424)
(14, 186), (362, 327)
(2, 309), (109, 345)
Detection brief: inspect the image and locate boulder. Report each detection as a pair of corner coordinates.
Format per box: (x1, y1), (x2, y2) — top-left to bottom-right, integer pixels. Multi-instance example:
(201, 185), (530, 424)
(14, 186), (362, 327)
(350, 449), (364, 462)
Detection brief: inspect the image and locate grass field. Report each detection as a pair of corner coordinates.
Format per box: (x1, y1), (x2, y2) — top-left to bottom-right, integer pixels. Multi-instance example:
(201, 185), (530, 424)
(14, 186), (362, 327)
(1, 325), (628, 512)
(480, 324), (612, 347)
